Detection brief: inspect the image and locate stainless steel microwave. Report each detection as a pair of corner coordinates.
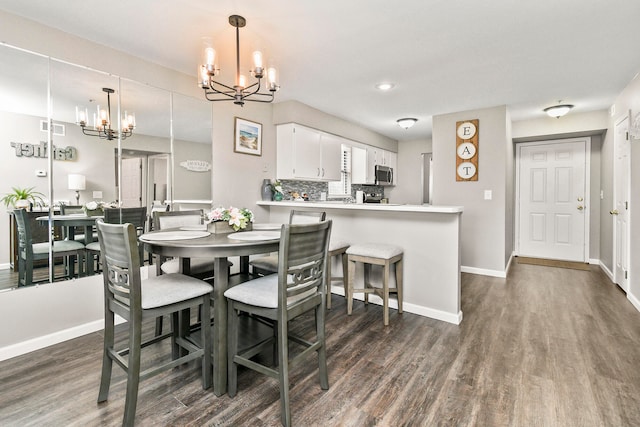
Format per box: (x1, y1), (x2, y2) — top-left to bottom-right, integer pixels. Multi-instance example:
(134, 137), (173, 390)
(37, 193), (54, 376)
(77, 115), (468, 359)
(374, 165), (394, 186)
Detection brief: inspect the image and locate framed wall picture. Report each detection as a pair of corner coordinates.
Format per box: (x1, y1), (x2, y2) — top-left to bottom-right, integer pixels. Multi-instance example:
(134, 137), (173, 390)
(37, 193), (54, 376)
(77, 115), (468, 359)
(234, 117), (262, 156)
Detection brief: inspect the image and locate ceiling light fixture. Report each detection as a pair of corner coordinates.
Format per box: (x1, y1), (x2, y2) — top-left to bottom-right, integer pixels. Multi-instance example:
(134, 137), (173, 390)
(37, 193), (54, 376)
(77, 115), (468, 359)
(75, 88), (135, 141)
(543, 103), (574, 118)
(198, 15), (280, 106)
(397, 118), (418, 129)
(375, 82), (395, 91)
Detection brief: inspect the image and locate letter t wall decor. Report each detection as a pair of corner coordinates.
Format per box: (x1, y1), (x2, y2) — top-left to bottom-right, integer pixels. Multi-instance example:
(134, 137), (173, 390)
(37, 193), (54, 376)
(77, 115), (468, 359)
(455, 119), (479, 181)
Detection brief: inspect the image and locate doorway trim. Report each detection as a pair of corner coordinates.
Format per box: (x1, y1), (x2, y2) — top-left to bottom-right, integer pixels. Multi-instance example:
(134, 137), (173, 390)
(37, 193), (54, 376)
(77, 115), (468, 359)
(612, 112), (631, 291)
(514, 137), (591, 262)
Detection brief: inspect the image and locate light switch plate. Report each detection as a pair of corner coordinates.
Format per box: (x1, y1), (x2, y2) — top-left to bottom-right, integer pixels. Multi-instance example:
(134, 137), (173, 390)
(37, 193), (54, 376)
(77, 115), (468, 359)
(35, 170), (47, 177)
(484, 190), (492, 200)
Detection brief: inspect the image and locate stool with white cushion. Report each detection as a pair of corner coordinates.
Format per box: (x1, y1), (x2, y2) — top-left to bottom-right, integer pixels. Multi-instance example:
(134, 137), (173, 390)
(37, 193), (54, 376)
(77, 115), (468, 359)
(346, 243), (403, 326)
(326, 239), (349, 309)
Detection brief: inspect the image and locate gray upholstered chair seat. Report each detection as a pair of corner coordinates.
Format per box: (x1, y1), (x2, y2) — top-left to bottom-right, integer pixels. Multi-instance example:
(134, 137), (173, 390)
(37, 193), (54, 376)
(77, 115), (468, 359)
(140, 273), (212, 309)
(248, 254), (278, 272)
(32, 240), (85, 255)
(346, 243), (403, 259)
(329, 238), (349, 252)
(160, 257), (216, 275)
(224, 274), (314, 309)
(85, 241), (101, 251)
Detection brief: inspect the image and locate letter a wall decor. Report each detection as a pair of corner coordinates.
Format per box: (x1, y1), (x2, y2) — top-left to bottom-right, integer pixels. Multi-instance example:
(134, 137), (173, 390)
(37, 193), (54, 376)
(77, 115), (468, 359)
(455, 119), (479, 181)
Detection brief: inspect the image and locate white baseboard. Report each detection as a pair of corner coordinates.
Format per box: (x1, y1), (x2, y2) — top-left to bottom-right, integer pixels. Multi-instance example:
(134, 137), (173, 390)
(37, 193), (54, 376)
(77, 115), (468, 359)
(0, 315), (125, 362)
(628, 291), (640, 313)
(0, 263), (10, 270)
(0, 320), (104, 362)
(329, 286), (462, 325)
(461, 265), (507, 278)
(599, 260), (614, 282)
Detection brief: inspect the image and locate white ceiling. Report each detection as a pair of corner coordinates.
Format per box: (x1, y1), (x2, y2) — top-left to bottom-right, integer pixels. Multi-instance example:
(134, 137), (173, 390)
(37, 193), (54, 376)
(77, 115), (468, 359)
(2, 0), (639, 141)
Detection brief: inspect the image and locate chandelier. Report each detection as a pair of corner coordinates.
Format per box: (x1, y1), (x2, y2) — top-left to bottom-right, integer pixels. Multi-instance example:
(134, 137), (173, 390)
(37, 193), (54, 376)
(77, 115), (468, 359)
(198, 15), (280, 106)
(75, 88), (135, 141)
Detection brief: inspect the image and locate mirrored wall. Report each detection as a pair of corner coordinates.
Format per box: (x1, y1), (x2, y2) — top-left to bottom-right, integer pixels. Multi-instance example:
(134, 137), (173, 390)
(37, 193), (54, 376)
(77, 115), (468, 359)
(0, 42), (213, 290)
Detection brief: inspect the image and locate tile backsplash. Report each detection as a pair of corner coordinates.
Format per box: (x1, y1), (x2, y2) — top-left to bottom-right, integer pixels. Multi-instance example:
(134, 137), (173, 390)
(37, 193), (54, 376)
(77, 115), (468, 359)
(274, 180), (383, 201)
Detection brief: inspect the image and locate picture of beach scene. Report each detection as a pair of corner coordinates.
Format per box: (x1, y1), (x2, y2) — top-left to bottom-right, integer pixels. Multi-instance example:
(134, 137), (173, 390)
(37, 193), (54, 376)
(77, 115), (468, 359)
(239, 123), (259, 149)
(234, 117), (262, 156)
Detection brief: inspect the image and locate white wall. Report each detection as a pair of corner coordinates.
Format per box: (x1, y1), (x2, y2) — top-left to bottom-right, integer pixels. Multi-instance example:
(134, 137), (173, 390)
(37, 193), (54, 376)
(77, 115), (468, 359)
(387, 138), (432, 204)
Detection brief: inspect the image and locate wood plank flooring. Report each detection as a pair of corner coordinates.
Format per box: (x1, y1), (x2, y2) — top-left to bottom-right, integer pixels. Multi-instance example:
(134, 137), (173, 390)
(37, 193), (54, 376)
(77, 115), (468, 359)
(1, 262), (640, 426)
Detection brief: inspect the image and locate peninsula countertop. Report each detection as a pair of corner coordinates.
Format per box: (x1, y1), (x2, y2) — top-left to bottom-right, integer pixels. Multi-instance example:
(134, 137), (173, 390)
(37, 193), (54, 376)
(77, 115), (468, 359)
(257, 200), (464, 325)
(256, 200), (463, 214)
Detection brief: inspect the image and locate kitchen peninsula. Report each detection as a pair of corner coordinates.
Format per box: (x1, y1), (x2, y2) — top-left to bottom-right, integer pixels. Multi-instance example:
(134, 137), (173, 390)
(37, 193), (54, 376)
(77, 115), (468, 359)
(256, 201), (463, 324)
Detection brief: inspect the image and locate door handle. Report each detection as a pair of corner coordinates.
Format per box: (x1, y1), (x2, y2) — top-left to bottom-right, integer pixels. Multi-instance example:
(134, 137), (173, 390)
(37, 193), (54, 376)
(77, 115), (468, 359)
(577, 206), (584, 211)
(610, 209), (619, 215)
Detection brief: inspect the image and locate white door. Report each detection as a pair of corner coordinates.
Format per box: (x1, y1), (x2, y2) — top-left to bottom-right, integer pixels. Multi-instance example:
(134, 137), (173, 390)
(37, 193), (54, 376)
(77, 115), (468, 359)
(613, 115), (630, 291)
(517, 139), (589, 262)
(121, 157), (142, 207)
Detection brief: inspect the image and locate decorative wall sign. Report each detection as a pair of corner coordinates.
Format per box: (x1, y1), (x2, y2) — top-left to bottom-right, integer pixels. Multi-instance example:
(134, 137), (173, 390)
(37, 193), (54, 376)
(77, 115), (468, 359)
(179, 160), (211, 172)
(455, 119), (479, 181)
(9, 141), (77, 161)
(234, 117), (262, 156)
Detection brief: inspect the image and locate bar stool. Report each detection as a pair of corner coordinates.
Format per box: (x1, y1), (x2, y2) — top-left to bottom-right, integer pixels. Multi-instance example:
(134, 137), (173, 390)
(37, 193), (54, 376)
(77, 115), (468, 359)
(326, 239), (349, 309)
(346, 243), (403, 325)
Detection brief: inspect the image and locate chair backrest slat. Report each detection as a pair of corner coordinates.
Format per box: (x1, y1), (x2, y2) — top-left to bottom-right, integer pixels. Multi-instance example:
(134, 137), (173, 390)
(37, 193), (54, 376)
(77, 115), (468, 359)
(154, 209), (203, 230)
(96, 219), (141, 306)
(278, 221), (332, 305)
(289, 209), (326, 224)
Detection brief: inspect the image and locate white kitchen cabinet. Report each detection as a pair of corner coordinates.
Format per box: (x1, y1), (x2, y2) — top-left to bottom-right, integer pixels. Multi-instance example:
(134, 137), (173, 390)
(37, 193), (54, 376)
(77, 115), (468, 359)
(352, 145), (397, 185)
(277, 123), (342, 181)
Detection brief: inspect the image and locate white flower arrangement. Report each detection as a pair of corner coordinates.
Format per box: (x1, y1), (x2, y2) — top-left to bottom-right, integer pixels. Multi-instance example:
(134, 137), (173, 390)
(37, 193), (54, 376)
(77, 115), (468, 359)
(206, 206), (254, 231)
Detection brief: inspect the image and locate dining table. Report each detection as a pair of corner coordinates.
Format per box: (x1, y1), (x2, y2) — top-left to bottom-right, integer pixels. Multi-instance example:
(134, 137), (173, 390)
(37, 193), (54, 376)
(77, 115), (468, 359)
(138, 224), (282, 396)
(36, 213), (103, 275)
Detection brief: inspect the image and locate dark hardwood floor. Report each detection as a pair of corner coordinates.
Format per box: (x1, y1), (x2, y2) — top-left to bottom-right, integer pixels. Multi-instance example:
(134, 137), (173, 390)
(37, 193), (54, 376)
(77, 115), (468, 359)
(1, 262), (640, 426)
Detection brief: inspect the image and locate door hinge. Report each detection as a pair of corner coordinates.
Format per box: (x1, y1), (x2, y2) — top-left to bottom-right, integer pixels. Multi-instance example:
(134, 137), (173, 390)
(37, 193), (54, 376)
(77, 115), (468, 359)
(625, 270), (628, 279)
(626, 201), (629, 210)
(626, 131), (629, 140)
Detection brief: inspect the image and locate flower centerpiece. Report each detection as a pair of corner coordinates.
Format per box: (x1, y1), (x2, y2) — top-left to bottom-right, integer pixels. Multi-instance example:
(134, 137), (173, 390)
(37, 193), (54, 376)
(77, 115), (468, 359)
(206, 206), (254, 233)
(83, 201), (117, 216)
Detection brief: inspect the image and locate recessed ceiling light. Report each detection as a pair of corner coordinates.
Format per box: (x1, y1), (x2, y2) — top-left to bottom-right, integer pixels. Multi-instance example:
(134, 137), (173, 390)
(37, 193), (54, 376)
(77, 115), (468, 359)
(375, 82), (395, 91)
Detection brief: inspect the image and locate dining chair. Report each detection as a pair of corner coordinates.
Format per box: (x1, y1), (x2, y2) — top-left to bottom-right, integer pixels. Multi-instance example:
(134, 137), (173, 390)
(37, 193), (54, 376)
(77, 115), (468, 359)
(152, 209), (218, 278)
(249, 209), (326, 276)
(95, 219), (212, 426)
(13, 208), (86, 286)
(60, 204), (96, 243)
(225, 220), (332, 427)
(104, 207), (148, 260)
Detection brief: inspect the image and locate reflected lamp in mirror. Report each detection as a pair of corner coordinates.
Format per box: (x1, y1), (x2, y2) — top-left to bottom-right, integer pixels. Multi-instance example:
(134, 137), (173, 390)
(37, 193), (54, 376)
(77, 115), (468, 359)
(75, 88), (135, 140)
(68, 174), (86, 204)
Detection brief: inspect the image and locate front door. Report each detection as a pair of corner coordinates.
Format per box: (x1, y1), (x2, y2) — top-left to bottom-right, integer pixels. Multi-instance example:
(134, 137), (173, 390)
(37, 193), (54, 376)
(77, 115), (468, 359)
(613, 115), (630, 291)
(517, 138), (589, 262)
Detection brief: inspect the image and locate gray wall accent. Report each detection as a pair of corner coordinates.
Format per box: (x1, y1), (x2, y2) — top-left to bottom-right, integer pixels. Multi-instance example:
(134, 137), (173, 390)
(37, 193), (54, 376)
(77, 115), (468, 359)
(386, 138), (432, 205)
(432, 105), (510, 274)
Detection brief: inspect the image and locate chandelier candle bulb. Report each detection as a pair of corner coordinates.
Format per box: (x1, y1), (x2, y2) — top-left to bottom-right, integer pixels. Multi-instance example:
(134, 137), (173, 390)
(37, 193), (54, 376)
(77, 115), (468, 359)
(268, 67), (278, 90)
(238, 74), (247, 88)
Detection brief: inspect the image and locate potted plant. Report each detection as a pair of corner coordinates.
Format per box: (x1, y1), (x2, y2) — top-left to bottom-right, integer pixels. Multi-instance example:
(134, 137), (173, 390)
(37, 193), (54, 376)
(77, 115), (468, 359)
(206, 206), (254, 233)
(1, 187), (46, 210)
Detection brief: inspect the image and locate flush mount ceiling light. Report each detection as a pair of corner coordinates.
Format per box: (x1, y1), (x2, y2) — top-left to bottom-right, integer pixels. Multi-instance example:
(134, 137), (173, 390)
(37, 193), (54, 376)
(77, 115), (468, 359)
(543, 103), (574, 118)
(75, 88), (135, 141)
(375, 82), (395, 91)
(198, 15), (280, 106)
(397, 118), (418, 129)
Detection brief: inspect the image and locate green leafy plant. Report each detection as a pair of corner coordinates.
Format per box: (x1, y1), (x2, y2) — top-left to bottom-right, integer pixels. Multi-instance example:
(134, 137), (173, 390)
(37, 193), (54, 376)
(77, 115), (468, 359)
(1, 186), (46, 208)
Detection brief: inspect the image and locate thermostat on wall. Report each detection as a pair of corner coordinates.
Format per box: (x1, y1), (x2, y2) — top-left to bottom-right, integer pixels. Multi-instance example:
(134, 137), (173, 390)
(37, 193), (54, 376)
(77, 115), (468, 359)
(35, 170), (47, 177)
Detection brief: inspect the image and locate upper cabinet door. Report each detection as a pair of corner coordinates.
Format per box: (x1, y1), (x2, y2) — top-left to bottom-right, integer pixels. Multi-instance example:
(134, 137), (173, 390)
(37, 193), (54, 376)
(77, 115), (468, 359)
(319, 133), (342, 181)
(276, 123), (342, 181)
